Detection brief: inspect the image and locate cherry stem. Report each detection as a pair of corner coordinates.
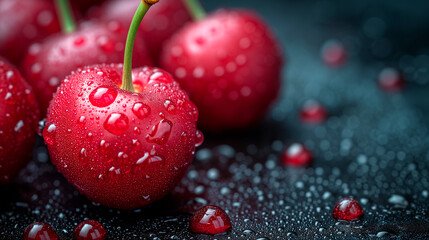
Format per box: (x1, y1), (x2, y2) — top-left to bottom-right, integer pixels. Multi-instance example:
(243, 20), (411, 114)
(121, 0), (157, 92)
(183, 0), (206, 20)
(55, 0), (76, 33)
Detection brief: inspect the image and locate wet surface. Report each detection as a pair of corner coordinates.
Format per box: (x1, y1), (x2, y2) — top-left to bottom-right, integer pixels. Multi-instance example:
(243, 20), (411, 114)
(1, 0), (429, 239)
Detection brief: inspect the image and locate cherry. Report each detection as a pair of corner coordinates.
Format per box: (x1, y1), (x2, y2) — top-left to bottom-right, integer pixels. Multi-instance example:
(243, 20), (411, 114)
(23, 222), (58, 240)
(189, 205), (232, 235)
(378, 67), (405, 91)
(332, 198), (364, 221)
(300, 100), (327, 124)
(22, 0), (152, 117)
(73, 220), (107, 240)
(90, 0), (192, 63)
(0, 0), (60, 65)
(281, 143), (313, 166)
(72, 0), (105, 12)
(321, 39), (347, 67)
(160, 2), (283, 132)
(0, 58), (39, 184)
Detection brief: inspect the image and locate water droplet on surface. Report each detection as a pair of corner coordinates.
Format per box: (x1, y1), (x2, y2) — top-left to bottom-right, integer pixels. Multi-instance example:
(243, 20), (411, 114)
(300, 100), (328, 124)
(97, 36), (115, 53)
(14, 120), (24, 132)
(23, 222), (58, 240)
(132, 102), (151, 119)
(189, 205), (232, 235)
(43, 124), (56, 145)
(104, 113), (129, 135)
(74, 37), (86, 46)
(332, 198), (364, 221)
(164, 100), (176, 113)
(195, 130), (204, 147)
(321, 39), (347, 67)
(388, 194), (408, 208)
(281, 143), (312, 166)
(378, 68), (405, 91)
(89, 86), (118, 107)
(146, 119), (173, 145)
(73, 220), (106, 240)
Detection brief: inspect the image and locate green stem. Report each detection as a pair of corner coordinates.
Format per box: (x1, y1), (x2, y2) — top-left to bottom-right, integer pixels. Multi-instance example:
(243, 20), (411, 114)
(121, 1), (155, 92)
(55, 0), (76, 33)
(183, 0), (206, 20)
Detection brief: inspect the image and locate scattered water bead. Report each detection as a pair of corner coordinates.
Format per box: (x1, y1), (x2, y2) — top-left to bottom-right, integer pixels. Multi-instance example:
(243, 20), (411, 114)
(195, 130), (204, 147)
(89, 86), (118, 107)
(132, 102), (151, 119)
(321, 39), (347, 67)
(281, 143), (313, 166)
(189, 205), (232, 235)
(146, 119), (173, 145)
(43, 124), (57, 145)
(300, 100), (328, 124)
(104, 113), (129, 135)
(332, 198), (364, 221)
(23, 222), (58, 240)
(73, 220), (107, 240)
(378, 68), (405, 91)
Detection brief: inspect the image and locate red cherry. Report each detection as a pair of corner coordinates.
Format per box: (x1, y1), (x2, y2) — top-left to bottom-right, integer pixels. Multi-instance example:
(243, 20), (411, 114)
(44, 64), (200, 209)
(189, 205), (232, 235)
(160, 9), (283, 132)
(281, 143), (312, 166)
(90, 0), (192, 63)
(0, 0), (60, 65)
(72, 0), (105, 12)
(300, 100), (327, 124)
(0, 58), (39, 184)
(73, 220), (106, 240)
(22, 21), (152, 117)
(321, 39), (347, 67)
(23, 222), (58, 240)
(332, 198), (364, 221)
(378, 67), (405, 91)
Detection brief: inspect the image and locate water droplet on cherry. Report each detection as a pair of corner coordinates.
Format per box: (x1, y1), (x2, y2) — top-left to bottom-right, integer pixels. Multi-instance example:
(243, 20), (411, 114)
(23, 222), (58, 240)
(332, 198), (364, 221)
(73, 220), (106, 240)
(89, 86), (118, 108)
(146, 119), (173, 145)
(43, 124), (56, 145)
(195, 130), (204, 147)
(189, 205), (232, 235)
(281, 143), (313, 166)
(104, 113), (129, 135)
(132, 102), (151, 119)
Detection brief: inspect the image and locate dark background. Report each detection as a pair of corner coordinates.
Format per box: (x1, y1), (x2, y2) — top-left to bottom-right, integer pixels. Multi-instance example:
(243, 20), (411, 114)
(1, 0), (429, 239)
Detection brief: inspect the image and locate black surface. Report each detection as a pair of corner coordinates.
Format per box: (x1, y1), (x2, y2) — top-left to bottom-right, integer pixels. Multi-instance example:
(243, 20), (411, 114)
(1, 0), (429, 239)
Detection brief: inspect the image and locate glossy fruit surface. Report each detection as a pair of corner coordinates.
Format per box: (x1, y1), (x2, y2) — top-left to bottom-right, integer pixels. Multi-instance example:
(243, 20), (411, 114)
(189, 205), (232, 235)
(0, 0), (60, 65)
(23, 222), (58, 240)
(44, 64), (199, 209)
(0, 58), (39, 184)
(90, 0), (191, 62)
(73, 220), (106, 240)
(332, 198), (364, 221)
(161, 9), (283, 132)
(22, 20), (152, 117)
(281, 143), (312, 166)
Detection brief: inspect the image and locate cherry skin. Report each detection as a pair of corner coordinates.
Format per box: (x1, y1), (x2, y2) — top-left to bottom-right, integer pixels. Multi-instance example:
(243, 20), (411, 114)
(300, 100), (328, 124)
(0, 0), (60, 65)
(90, 0), (192, 63)
(0, 58), (39, 184)
(44, 64), (200, 209)
(23, 222), (58, 240)
(281, 143), (313, 166)
(73, 220), (106, 240)
(332, 198), (364, 221)
(378, 67), (405, 91)
(22, 20), (152, 117)
(189, 205), (232, 235)
(160, 10), (283, 132)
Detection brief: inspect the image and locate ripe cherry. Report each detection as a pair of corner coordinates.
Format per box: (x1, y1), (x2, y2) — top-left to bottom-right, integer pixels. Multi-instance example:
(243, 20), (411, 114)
(300, 100), (327, 124)
(281, 143), (313, 166)
(22, 0), (152, 117)
(73, 220), (106, 240)
(332, 198), (364, 221)
(160, 2), (283, 132)
(378, 67), (405, 91)
(23, 222), (58, 240)
(189, 205), (232, 235)
(0, 0), (60, 65)
(0, 58), (39, 184)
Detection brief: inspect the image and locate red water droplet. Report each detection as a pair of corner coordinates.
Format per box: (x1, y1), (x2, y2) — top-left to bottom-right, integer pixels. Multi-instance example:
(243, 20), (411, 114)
(97, 36), (116, 53)
(89, 86), (118, 107)
(321, 40), (347, 67)
(146, 119), (173, 145)
(164, 99), (176, 113)
(23, 222), (58, 240)
(43, 124), (56, 145)
(73, 220), (106, 240)
(300, 100), (327, 124)
(74, 37), (86, 46)
(99, 140), (110, 154)
(332, 198), (364, 221)
(134, 127), (141, 135)
(148, 71), (173, 84)
(189, 205), (232, 235)
(132, 102), (151, 119)
(378, 68), (405, 91)
(195, 130), (204, 147)
(281, 143), (312, 166)
(104, 113), (129, 135)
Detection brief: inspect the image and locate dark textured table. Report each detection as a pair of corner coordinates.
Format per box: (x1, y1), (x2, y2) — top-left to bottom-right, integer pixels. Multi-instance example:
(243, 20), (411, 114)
(1, 0), (429, 239)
